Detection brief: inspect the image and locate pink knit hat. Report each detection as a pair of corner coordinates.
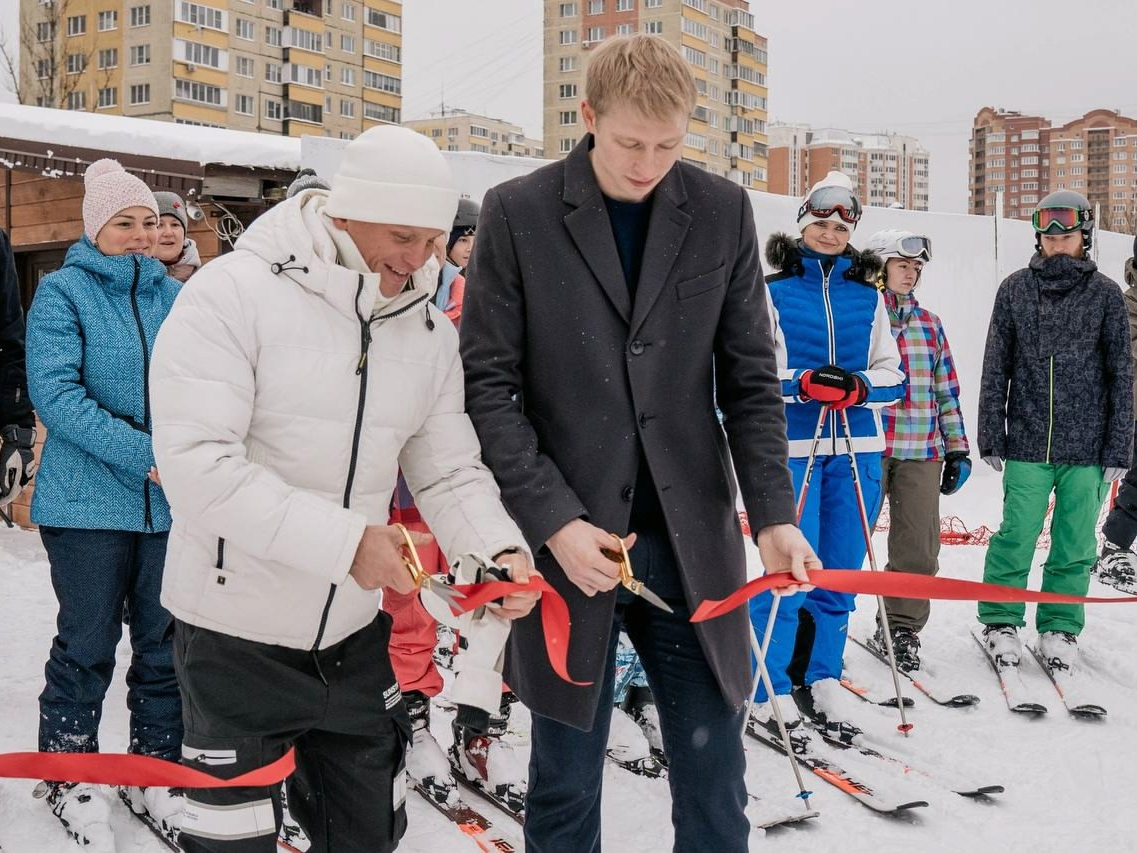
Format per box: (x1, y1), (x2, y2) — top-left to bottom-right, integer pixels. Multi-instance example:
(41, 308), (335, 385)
(82, 158), (159, 242)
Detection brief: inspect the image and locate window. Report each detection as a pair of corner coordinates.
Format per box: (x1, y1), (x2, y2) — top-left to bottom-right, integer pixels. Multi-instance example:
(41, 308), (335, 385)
(66, 15), (86, 36)
(682, 46), (706, 67)
(470, 125), (489, 138)
(560, 30), (577, 45)
(36, 21), (56, 42)
(588, 0), (603, 12)
(560, 2), (577, 15)
(98, 48), (118, 69)
(234, 94), (254, 115)
(362, 70), (400, 94)
(559, 56), (576, 72)
(559, 110), (577, 126)
(97, 10), (118, 31)
(324, 63), (331, 82)
(560, 137), (576, 153)
(1116, 164), (1128, 173)
(644, 20), (662, 34)
(366, 9), (400, 31)
(363, 102), (400, 123)
(236, 18), (254, 39)
(681, 17), (707, 39)
(340, 99), (355, 118)
(559, 83), (577, 99)
(341, 66), (356, 86)
(585, 26), (604, 42)
(364, 39), (400, 62)
(67, 91), (87, 110)
(289, 63), (322, 87)
(265, 62), (283, 83)
(286, 100), (322, 124)
(645, 0), (662, 6)
(129, 5), (150, 27)
(265, 25), (283, 46)
(182, 41), (224, 68)
(616, 23), (633, 35)
(341, 2), (356, 21)
(615, 0), (633, 9)
(235, 56), (254, 77)
(130, 44), (150, 65)
(129, 83), (151, 104)
(289, 28), (321, 52)
(341, 34), (355, 52)
(35, 59), (54, 79)
(179, 2), (225, 30)
(265, 0), (281, 8)
(175, 78), (225, 107)
(682, 0), (707, 10)
(66, 53), (87, 74)
(264, 99), (283, 121)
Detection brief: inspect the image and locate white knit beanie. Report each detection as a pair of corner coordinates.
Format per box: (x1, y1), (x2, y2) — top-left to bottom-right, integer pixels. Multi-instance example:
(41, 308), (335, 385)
(325, 125), (458, 232)
(797, 170), (858, 233)
(83, 158), (160, 242)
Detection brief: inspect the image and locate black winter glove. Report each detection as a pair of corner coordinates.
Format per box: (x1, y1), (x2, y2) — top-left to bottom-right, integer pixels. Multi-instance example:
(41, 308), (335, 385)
(940, 451), (972, 496)
(0, 425), (37, 508)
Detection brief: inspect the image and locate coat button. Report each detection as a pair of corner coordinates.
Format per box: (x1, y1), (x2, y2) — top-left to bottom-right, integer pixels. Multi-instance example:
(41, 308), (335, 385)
(638, 413), (649, 428)
(629, 340), (646, 356)
(621, 486), (635, 502)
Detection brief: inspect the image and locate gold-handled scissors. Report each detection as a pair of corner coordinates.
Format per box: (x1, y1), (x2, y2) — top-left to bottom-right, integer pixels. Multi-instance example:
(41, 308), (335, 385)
(602, 533), (674, 614)
(393, 523), (467, 609)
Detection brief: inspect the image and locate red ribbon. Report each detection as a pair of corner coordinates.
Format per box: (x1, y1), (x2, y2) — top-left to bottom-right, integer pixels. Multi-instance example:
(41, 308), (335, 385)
(451, 577), (591, 686)
(691, 568), (1137, 623)
(0, 748), (295, 787)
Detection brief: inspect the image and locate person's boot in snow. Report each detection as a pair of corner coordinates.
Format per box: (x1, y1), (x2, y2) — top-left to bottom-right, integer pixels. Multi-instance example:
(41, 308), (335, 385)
(620, 684), (666, 765)
(38, 781), (115, 850)
(1095, 540), (1137, 591)
(982, 623), (1022, 667)
(404, 690), (459, 805)
(606, 705), (666, 777)
(121, 785), (184, 842)
(873, 622), (921, 673)
(1038, 630), (1079, 674)
(450, 692), (526, 815)
(797, 678), (864, 744)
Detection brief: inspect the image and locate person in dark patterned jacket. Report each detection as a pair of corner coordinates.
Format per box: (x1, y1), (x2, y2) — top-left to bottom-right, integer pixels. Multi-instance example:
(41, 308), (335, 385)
(977, 190), (1133, 673)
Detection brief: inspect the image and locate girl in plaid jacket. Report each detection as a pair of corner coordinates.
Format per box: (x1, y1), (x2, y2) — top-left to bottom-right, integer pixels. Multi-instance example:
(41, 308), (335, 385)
(865, 229), (970, 673)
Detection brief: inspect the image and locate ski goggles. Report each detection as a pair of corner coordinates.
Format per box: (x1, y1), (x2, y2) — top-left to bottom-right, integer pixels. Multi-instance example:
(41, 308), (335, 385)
(895, 235), (933, 262)
(1032, 206), (1092, 234)
(798, 186), (863, 225)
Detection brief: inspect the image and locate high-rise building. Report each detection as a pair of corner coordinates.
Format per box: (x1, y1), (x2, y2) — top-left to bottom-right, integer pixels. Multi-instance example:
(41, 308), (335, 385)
(768, 123), (930, 211)
(17, 0), (403, 138)
(970, 106), (1137, 231)
(542, 0), (770, 189)
(406, 111), (544, 159)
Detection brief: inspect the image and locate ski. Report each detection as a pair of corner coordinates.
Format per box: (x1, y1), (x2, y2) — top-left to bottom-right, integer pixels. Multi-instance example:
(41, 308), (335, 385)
(839, 674), (914, 708)
(801, 719), (1003, 798)
(606, 750), (668, 778)
(116, 788), (181, 852)
(850, 636), (980, 707)
(1026, 644), (1108, 718)
(1091, 569), (1137, 596)
(750, 803), (820, 830)
(970, 626), (1048, 714)
(745, 719), (928, 815)
(448, 756), (525, 825)
(412, 782), (522, 852)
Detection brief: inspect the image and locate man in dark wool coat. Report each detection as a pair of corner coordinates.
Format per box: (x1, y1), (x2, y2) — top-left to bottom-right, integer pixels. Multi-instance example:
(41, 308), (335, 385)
(461, 34), (817, 853)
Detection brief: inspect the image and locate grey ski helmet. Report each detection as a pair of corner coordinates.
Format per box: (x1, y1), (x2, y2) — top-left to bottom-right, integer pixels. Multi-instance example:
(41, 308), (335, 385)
(447, 197), (480, 256)
(1032, 189), (1094, 251)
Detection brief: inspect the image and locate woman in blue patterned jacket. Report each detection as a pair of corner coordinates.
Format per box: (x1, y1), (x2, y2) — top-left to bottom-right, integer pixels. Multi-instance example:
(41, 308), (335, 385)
(25, 159), (183, 846)
(748, 172), (904, 740)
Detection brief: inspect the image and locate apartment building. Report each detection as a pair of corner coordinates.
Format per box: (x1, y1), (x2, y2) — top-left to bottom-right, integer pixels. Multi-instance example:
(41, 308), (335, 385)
(970, 106), (1137, 231)
(767, 123), (931, 211)
(17, 0), (403, 138)
(542, 0), (770, 189)
(406, 111), (544, 159)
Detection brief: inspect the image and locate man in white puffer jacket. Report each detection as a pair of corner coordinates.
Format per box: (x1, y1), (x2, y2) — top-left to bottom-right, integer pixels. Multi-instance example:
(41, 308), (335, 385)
(150, 126), (539, 853)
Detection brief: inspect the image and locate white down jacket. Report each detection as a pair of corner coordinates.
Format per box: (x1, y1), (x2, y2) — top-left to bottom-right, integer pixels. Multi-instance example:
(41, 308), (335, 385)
(151, 191), (527, 650)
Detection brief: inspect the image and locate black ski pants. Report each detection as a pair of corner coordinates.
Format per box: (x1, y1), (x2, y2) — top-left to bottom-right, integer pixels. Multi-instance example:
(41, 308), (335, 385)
(1102, 422), (1137, 549)
(173, 614), (411, 853)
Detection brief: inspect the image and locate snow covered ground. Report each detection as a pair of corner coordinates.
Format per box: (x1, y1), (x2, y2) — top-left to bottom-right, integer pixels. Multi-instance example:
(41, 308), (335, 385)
(2, 463), (1136, 851)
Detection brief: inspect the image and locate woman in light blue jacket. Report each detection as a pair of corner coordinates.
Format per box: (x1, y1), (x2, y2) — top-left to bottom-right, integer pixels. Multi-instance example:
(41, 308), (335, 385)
(25, 159), (182, 845)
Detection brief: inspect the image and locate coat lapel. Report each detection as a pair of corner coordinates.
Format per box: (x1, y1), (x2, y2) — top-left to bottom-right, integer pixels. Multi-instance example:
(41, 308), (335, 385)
(562, 139), (631, 324)
(630, 167), (690, 336)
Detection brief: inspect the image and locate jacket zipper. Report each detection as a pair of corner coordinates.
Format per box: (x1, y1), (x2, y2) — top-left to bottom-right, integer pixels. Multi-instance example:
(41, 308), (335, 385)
(1046, 355), (1055, 464)
(128, 256), (153, 533)
(819, 260), (839, 455)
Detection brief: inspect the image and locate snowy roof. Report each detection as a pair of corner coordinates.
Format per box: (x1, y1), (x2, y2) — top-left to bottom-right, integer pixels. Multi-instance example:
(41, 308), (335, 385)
(0, 103), (300, 170)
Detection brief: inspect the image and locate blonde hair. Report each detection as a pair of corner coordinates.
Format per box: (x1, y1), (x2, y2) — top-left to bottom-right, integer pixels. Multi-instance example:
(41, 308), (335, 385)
(585, 35), (697, 120)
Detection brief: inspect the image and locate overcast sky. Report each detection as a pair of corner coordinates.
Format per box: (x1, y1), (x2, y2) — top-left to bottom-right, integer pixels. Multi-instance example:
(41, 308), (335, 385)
(6, 0), (1137, 213)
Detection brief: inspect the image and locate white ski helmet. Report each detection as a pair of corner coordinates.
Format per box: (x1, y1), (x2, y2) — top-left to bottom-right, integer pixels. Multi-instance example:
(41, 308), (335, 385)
(864, 229), (932, 287)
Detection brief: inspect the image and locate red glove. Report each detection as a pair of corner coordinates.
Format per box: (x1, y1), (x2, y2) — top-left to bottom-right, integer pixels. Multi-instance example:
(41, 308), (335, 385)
(799, 366), (867, 410)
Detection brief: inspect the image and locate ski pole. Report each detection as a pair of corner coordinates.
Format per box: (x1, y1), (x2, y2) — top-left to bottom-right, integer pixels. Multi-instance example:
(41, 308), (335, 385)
(837, 408), (912, 734)
(742, 405), (829, 728)
(749, 625), (814, 809)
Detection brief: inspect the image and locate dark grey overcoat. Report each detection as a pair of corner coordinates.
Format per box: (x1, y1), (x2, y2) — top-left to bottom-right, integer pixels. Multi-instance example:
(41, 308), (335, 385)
(460, 136), (796, 730)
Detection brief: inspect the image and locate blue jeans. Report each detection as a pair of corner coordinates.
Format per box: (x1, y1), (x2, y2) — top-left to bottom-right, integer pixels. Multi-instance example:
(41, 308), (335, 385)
(749, 452), (883, 699)
(38, 526), (181, 761)
(524, 526), (748, 853)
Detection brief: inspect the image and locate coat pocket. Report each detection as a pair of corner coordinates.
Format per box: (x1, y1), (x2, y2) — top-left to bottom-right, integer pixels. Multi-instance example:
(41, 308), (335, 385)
(675, 265), (726, 300)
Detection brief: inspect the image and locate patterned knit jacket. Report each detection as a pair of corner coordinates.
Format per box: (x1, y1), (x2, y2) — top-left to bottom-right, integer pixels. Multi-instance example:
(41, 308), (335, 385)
(881, 289), (970, 460)
(26, 237), (180, 531)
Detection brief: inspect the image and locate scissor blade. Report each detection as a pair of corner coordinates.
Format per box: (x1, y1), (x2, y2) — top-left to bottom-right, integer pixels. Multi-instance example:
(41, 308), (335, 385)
(424, 582), (467, 609)
(635, 584), (674, 614)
